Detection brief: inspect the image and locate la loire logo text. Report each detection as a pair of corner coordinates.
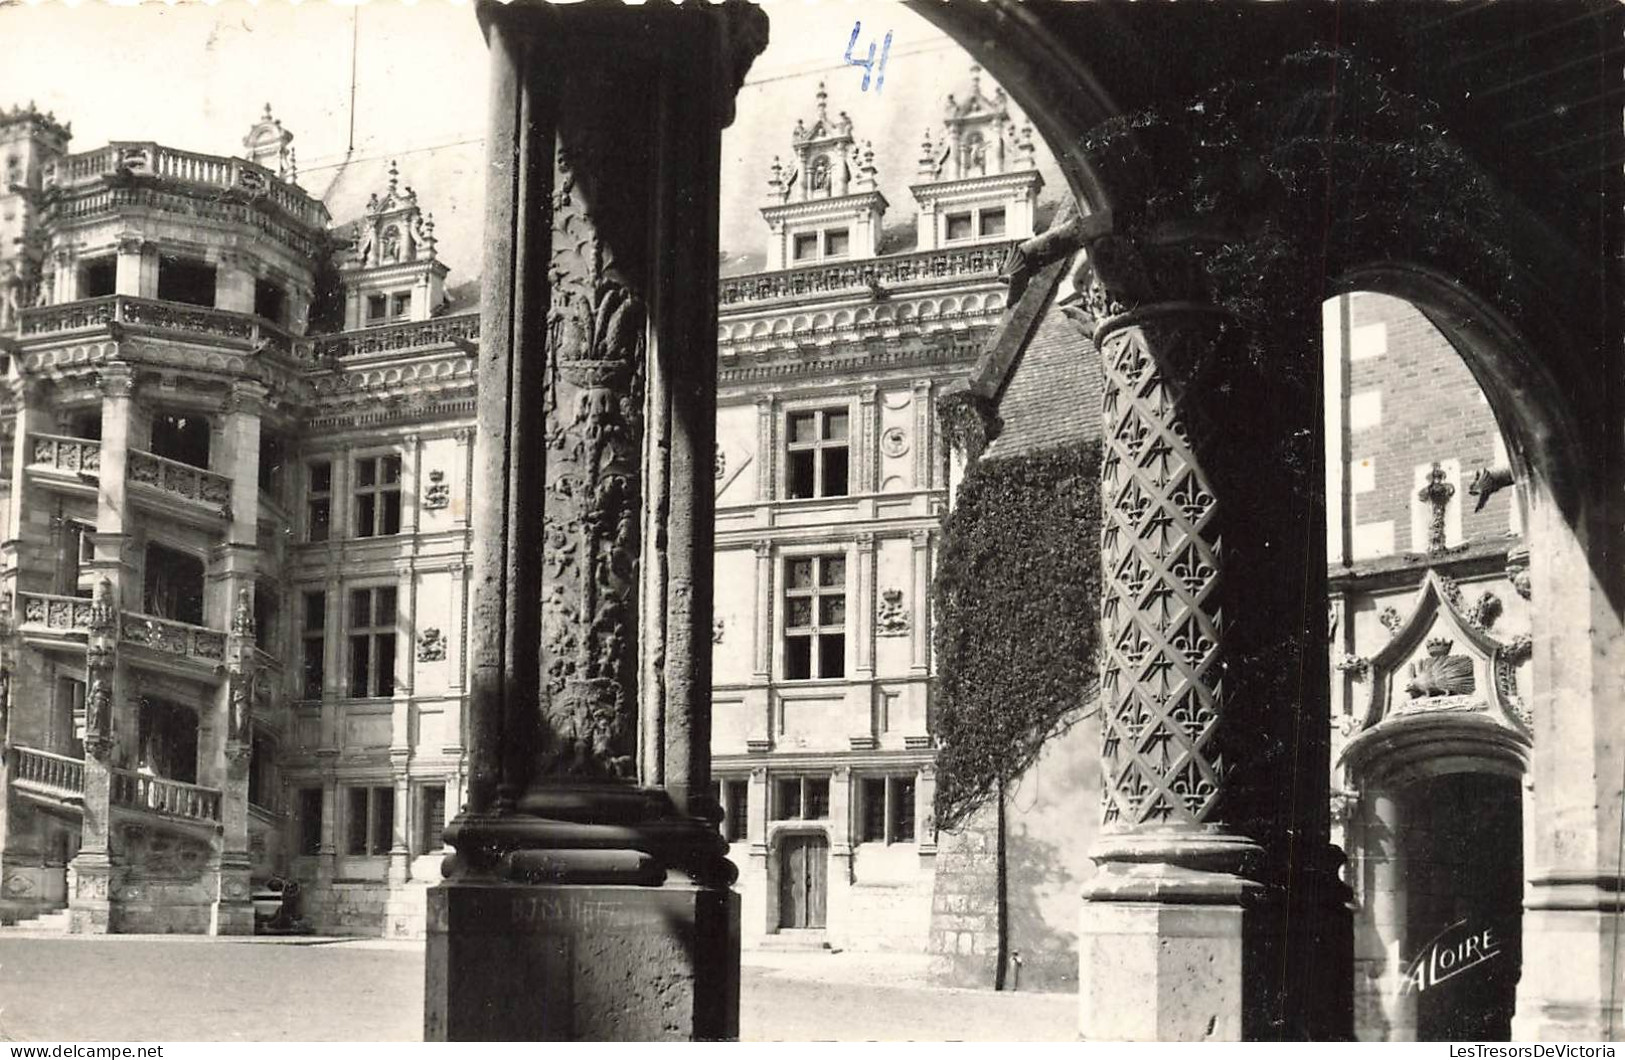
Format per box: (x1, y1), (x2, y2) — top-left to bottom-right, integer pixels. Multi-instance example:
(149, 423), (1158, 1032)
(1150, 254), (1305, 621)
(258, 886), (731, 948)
(1402, 920), (1502, 994)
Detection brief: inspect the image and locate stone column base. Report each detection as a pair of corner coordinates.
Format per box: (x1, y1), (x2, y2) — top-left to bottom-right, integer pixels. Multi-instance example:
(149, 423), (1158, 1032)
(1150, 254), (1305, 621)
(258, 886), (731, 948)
(426, 880), (740, 1041)
(67, 851), (115, 934)
(1512, 904), (1619, 1041)
(211, 856), (255, 935)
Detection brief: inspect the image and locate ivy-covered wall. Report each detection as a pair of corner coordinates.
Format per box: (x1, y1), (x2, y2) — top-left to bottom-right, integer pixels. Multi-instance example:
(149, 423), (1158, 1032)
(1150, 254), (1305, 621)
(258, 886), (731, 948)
(932, 439), (1102, 830)
(927, 438), (1103, 992)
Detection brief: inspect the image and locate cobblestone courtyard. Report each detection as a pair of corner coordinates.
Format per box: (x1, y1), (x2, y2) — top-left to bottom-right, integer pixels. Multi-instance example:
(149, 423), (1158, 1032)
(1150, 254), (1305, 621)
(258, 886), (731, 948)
(0, 937), (1075, 1042)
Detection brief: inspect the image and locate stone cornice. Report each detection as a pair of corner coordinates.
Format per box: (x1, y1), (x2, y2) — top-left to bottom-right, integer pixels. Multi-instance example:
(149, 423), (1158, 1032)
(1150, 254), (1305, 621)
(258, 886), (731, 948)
(909, 168), (1044, 206)
(719, 330), (985, 387)
(760, 191), (888, 227)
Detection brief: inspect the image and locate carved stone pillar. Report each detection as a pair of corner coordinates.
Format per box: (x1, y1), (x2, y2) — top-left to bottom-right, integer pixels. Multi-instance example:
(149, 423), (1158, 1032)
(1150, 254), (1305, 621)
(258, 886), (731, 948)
(1072, 234), (1347, 1040)
(425, 0), (765, 1042)
(210, 588), (257, 935)
(69, 579), (118, 933)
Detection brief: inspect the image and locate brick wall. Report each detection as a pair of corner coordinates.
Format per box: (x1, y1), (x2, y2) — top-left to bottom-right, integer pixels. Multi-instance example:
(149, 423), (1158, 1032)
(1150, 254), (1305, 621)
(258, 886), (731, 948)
(1338, 292), (1516, 559)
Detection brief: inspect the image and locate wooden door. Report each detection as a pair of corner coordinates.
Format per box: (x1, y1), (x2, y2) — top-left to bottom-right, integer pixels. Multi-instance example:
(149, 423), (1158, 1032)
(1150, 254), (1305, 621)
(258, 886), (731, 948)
(778, 833), (829, 929)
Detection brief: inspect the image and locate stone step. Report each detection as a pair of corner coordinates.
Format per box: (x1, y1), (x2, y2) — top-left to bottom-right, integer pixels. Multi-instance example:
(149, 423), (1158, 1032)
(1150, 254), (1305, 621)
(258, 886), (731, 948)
(757, 929), (832, 952)
(0, 906), (72, 933)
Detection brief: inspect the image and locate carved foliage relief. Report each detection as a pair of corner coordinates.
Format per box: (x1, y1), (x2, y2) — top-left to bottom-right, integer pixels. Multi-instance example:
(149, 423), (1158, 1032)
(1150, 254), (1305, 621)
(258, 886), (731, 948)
(1098, 321), (1224, 826)
(538, 89), (649, 784)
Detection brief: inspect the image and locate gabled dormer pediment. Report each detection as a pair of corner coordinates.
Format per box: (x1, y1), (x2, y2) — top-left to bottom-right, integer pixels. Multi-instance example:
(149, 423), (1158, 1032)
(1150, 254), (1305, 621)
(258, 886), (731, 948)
(340, 160), (449, 330)
(1338, 570), (1531, 784)
(910, 65), (1042, 252)
(759, 82), (886, 271)
(242, 104), (295, 183)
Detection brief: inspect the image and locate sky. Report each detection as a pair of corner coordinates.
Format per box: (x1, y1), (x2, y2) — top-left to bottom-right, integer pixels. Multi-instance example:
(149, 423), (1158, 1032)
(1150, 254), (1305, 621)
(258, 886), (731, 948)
(0, 0), (1066, 285)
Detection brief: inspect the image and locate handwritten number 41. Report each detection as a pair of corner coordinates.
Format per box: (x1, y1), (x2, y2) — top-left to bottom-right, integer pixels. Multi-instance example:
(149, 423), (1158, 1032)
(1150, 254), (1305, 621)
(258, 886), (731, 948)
(844, 22), (893, 93)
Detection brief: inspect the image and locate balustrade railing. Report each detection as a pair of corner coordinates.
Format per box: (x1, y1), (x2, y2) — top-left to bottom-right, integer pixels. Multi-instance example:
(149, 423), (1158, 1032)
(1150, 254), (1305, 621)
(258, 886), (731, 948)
(10, 746), (85, 801)
(45, 142), (327, 229)
(26, 433), (102, 477)
(717, 240), (1017, 307)
(110, 770), (222, 825)
(126, 448), (233, 510)
(120, 611), (227, 662)
(312, 313), (481, 359)
(17, 591), (96, 635)
(20, 296), (298, 359)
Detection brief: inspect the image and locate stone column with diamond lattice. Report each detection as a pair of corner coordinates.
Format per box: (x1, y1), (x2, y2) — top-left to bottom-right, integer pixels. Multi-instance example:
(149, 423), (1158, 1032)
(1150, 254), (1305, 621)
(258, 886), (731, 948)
(1070, 241), (1348, 1040)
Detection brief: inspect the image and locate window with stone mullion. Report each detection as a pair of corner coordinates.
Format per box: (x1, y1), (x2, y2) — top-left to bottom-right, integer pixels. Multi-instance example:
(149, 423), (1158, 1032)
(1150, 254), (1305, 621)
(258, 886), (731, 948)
(785, 409), (849, 500)
(783, 554), (846, 680)
(353, 454), (403, 537)
(347, 585), (397, 699)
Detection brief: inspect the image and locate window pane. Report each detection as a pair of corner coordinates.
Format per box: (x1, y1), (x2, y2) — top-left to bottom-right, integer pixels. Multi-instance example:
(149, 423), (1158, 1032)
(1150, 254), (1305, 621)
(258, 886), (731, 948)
(346, 788), (368, 855)
(775, 779), (801, 820)
(788, 412), (818, 444)
(376, 587), (397, 625)
(391, 293), (410, 317)
(787, 558), (814, 590)
(355, 494), (377, 538)
(823, 411), (849, 442)
(350, 635), (370, 696)
(792, 233), (818, 261)
(299, 788), (324, 856)
(805, 778), (830, 820)
(308, 499), (330, 543)
(821, 448), (849, 497)
(980, 208), (1007, 237)
(861, 779), (887, 842)
(381, 491), (402, 535)
(376, 635), (397, 697)
(892, 778), (917, 843)
(946, 213), (973, 240)
(818, 596), (845, 627)
(819, 556), (846, 588)
(786, 597), (813, 630)
(309, 462), (332, 494)
(304, 592), (326, 631)
(382, 456), (402, 485)
(787, 451), (816, 499)
(724, 781), (748, 842)
(357, 458), (377, 488)
(825, 229), (850, 257)
(302, 638), (324, 700)
(351, 589), (371, 625)
(372, 787), (395, 856)
(421, 786), (446, 851)
(817, 634), (845, 679)
(366, 295), (386, 320)
(785, 636), (812, 680)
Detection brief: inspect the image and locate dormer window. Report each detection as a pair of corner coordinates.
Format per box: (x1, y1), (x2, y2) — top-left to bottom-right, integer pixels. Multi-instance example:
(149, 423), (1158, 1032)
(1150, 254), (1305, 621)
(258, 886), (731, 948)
(791, 228), (852, 265)
(365, 291), (411, 327)
(944, 206), (1007, 245)
(979, 208), (1006, 237)
(391, 292), (411, 319)
(366, 295), (387, 324)
(946, 212), (974, 241)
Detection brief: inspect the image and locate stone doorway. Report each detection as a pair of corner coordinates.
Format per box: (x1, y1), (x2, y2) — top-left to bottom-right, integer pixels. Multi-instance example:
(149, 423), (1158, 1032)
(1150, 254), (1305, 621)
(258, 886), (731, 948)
(1401, 772), (1523, 1042)
(777, 833), (828, 930)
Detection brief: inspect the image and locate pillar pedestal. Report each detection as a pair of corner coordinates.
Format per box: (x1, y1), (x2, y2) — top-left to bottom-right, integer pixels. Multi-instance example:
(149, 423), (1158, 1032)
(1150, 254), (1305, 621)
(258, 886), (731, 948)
(67, 849), (114, 934)
(426, 881), (739, 1041)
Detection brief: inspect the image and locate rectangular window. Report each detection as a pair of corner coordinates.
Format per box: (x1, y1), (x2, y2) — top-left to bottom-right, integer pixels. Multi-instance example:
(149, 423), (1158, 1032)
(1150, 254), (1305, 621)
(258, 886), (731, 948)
(859, 776), (918, 844)
(785, 408), (849, 500)
(714, 778), (748, 842)
(344, 786), (393, 856)
(301, 591), (326, 700)
(420, 785), (447, 852)
(772, 776), (830, 821)
(979, 208), (1007, 237)
(354, 454), (403, 538)
(258, 431), (284, 497)
(254, 279), (286, 325)
(390, 292), (411, 320)
(783, 554), (846, 680)
(253, 582), (280, 656)
(824, 228), (850, 258)
(348, 585), (398, 698)
(306, 461), (332, 543)
(298, 788), (324, 856)
(792, 232), (818, 262)
(945, 212), (974, 241)
(78, 257), (116, 298)
(156, 256), (217, 308)
(366, 294), (387, 324)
